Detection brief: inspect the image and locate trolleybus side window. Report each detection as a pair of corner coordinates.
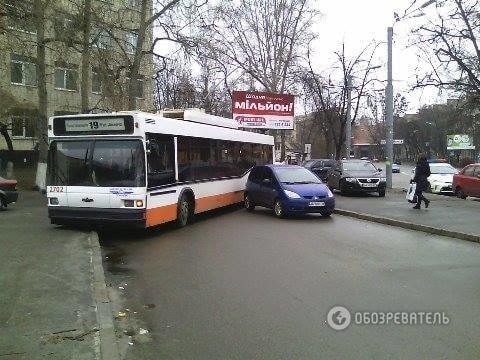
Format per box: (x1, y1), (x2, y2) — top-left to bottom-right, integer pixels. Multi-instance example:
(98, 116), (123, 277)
(177, 136), (192, 182)
(146, 133), (175, 187)
(176, 136), (273, 182)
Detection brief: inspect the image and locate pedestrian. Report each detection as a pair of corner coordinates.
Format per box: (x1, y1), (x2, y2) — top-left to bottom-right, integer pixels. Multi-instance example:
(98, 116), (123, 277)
(412, 155), (431, 209)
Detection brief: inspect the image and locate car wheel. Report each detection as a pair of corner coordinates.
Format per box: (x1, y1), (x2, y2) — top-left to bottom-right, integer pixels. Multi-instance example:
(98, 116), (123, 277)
(244, 193), (255, 212)
(0, 196), (6, 211)
(177, 194), (193, 227)
(340, 180), (349, 196)
(455, 187), (467, 200)
(273, 199), (284, 218)
(378, 189), (386, 197)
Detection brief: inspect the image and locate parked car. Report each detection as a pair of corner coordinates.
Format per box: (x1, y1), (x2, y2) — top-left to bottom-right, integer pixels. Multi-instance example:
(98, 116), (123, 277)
(360, 157), (369, 161)
(392, 163), (400, 173)
(303, 158), (336, 182)
(0, 176), (18, 209)
(244, 165), (335, 218)
(453, 163), (480, 199)
(327, 160), (386, 197)
(410, 163), (458, 194)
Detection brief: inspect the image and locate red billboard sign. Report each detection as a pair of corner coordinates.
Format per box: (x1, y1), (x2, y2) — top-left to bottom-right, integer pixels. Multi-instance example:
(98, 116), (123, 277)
(232, 91), (294, 129)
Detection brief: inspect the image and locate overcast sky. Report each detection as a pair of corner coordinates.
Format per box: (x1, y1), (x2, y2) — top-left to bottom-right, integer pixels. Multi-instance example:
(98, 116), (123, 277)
(310, 0), (445, 114)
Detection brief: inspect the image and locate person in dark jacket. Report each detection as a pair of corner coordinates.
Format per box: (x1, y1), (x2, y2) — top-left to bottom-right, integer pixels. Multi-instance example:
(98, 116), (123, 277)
(412, 156), (431, 209)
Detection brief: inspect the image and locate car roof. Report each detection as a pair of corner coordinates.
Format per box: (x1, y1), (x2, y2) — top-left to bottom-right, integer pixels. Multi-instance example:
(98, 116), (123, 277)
(430, 163), (454, 167)
(341, 159), (370, 163)
(265, 164), (304, 169)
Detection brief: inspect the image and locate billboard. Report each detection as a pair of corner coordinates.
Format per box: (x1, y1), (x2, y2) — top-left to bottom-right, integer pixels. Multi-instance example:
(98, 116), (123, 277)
(446, 134), (475, 150)
(232, 91), (294, 129)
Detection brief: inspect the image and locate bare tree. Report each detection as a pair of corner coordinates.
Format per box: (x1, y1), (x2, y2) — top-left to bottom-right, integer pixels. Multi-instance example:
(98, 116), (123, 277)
(200, 0), (319, 160)
(153, 57), (196, 109)
(366, 92), (408, 158)
(300, 42), (381, 159)
(411, 0), (480, 107)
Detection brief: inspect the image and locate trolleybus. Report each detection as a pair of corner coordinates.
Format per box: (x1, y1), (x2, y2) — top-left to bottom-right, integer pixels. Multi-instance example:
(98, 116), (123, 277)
(46, 110), (274, 228)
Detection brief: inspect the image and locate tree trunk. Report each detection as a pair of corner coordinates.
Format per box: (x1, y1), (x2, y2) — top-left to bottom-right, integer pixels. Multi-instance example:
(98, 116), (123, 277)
(80, 0), (92, 113)
(128, 0), (148, 110)
(34, 0), (48, 190)
(0, 124), (13, 152)
(280, 131), (286, 161)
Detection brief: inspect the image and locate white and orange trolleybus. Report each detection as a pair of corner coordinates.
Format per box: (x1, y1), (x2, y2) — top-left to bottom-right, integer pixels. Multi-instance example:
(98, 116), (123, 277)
(46, 110), (274, 228)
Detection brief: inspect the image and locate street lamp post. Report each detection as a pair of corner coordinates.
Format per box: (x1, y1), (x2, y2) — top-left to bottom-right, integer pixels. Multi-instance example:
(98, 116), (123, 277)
(385, 0), (436, 189)
(385, 27), (394, 189)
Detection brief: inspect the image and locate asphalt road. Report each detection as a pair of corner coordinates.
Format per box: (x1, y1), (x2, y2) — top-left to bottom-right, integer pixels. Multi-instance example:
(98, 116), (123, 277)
(373, 162), (414, 190)
(100, 206), (480, 359)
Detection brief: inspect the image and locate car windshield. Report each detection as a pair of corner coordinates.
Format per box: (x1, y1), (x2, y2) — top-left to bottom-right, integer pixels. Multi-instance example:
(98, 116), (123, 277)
(343, 161), (378, 172)
(430, 164), (457, 174)
(275, 167), (322, 184)
(48, 139), (145, 187)
(303, 160), (316, 167)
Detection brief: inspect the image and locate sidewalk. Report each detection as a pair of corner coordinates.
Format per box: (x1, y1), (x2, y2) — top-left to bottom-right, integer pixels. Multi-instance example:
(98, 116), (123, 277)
(0, 192), (103, 359)
(334, 190), (480, 242)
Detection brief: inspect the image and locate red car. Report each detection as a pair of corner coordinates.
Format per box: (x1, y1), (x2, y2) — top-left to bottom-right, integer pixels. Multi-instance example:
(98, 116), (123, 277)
(453, 164), (480, 199)
(0, 176), (18, 209)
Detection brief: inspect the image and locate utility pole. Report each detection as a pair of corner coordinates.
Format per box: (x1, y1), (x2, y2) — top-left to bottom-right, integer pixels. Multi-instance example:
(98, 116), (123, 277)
(385, 27), (394, 189)
(345, 75), (352, 158)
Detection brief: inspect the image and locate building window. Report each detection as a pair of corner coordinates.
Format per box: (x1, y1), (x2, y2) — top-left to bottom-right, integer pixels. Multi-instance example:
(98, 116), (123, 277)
(125, 32), (138, 54)
(275, 143), (281, 151)
(92, 28), (113, 50)
(54, 64), (78, 91)
(5, 0), (36, 34)
(11, 54), (37, 86)
(125, 0), (140, 8)
(10, 116), (35, 138)
(126, 76), (144, 99)
(54, 18), (75, 39)
(92, 69), (102, 94)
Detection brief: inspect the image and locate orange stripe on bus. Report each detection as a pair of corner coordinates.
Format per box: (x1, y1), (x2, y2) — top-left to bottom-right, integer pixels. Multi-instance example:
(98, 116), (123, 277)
(146, 190), (244, 227)
(195, 191), (244, 213)
(146, 204), (177, 227)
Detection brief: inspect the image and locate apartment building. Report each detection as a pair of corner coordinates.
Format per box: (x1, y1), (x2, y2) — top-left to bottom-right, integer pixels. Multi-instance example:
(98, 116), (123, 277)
(0, 0), (154, 161)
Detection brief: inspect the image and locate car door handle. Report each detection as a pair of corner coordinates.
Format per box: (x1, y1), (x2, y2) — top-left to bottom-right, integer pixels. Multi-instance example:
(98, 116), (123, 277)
(82, 197), (94, 203)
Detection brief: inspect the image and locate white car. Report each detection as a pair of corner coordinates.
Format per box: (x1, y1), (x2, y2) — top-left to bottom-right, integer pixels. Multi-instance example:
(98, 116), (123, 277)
(392, 163), (400, 173)
(411, 163), (458, 194)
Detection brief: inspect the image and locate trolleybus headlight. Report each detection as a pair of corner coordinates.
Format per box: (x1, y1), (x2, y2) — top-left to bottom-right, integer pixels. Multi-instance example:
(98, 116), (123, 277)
(124, 200), (134, 207)
(135, 200), (144, 207)
(49, 197), (59, 205)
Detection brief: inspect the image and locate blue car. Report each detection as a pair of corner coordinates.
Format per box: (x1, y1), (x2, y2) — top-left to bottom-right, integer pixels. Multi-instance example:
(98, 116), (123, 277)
(244, 165), (335, 217)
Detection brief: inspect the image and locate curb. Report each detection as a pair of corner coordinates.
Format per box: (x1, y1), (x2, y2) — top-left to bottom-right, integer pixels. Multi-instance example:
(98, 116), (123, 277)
(334, 208), (480, 243)
(89, 231), (121, 360)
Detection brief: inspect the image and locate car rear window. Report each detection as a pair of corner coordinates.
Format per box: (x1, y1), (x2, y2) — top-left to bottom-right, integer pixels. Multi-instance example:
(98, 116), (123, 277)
(464, 166), (474, 176)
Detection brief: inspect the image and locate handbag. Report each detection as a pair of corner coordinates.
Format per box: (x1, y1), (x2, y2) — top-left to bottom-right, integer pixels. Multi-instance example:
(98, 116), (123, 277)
(406, 182), (417, 203)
